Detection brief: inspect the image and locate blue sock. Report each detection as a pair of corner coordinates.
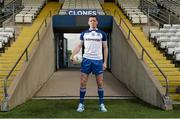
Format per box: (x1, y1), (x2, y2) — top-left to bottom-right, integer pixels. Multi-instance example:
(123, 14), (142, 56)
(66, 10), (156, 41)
(98, 87), (104, 105)
(80, 87), (86, 104)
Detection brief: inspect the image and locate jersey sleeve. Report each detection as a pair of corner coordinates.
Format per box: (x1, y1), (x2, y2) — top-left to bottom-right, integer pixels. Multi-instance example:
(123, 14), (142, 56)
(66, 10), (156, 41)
(102, 31), (107, 41)
(80, 32), (84, 41)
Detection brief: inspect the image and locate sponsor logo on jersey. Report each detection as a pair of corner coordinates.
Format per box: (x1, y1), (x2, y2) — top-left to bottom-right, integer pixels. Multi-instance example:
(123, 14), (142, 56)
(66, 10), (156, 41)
(86, 38), (101, 41)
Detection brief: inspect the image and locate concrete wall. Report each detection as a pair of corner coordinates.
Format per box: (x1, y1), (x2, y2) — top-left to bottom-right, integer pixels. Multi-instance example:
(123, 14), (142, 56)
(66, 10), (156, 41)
(111, 21), (172, 110)
(6, 21), (56, 110)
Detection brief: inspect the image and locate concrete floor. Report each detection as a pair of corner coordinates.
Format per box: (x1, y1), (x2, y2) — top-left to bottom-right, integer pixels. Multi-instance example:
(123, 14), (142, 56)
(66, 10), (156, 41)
(35, 69), (134, 99)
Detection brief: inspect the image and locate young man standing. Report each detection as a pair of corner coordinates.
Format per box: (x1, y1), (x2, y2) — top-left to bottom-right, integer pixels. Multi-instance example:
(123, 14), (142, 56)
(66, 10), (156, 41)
(70, 15), (108, 112)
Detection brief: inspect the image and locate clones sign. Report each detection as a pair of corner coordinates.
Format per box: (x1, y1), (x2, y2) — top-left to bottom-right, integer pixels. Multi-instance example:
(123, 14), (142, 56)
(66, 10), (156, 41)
(67, 9), (98, 15)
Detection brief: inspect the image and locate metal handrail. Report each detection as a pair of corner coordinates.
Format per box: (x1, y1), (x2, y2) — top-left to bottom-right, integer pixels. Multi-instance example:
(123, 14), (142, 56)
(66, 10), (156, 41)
(105, 9), (169, 96)
(4, 0), (16, 6)
(0, 12), (13, 22)
(3, 10), (52, 100)
(103, 8), (111, 15)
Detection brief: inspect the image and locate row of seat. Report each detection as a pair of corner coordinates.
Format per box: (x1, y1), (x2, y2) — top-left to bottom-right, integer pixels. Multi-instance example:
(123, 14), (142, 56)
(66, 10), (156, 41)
(14, 0), (46, 23)
(118, 0), (139, 9)
(118, 0), (148, 24)
(59, 0), (105, 15)
(62, 0), (102, 9)
(149, 24), (180, 65)
(22, 0), (46, 6)
(0, 27), (15, 53)
(15, 6), (40, 23)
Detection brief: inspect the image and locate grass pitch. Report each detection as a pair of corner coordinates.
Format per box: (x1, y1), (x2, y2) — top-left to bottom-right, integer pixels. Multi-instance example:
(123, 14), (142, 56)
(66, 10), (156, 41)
(0, 99), (180, 118)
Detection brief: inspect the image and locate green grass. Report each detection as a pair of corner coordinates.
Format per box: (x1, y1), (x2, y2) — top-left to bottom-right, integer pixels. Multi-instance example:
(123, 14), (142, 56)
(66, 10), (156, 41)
(1, 99), (180, 118)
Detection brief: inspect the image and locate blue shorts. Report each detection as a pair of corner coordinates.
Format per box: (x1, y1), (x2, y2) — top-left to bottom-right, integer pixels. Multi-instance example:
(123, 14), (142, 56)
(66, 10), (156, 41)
(81, 58), (103, 75)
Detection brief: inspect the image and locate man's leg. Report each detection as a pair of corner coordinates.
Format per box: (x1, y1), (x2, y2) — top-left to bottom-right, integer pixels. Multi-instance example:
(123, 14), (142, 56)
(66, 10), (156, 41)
(96, 74), (107, 112)
(96, 74), (104, 105)
(79, 73), (89, 104)
(77, 73), (89, 112)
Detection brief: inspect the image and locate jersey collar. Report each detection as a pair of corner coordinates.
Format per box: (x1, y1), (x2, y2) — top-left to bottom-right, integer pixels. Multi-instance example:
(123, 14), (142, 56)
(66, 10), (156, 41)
(89, 28), (98, 31)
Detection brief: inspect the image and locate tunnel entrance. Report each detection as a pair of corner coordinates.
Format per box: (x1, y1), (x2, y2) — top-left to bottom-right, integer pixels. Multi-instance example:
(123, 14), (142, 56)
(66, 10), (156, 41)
(53, 15), (113, 70)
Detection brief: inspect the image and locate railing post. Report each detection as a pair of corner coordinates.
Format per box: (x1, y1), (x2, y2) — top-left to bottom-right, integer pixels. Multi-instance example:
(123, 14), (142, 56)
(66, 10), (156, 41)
(37, 31), (40, 41)
(50, 11), (52, 17)
(4, 77), (8, 98)
(119, 18), (121, 26)
(141, 48), (144, 60)
(12, 3), (15, 25)
(113, 10), (116, 17)
(45, 19), (47, 27)
(165, 76), (169, 96)
(168, 14), (171, 24)
(1, 77), (9, 111)
(147, 7), (150, 26)
(128, 29), (131, 40)
(25, 48), (28, 62)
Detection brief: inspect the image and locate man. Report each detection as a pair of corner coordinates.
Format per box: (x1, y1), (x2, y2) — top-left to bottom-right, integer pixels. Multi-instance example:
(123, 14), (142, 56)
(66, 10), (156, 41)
(70, 15), (108, 112)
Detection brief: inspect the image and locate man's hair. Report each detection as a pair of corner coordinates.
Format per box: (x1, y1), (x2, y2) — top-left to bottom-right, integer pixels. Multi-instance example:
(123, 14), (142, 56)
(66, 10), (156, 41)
(89, 15), (97, 19)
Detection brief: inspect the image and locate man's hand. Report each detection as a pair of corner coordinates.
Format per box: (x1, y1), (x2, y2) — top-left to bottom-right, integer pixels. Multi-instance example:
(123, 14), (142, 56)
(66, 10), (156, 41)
(70, 55), (77, 64)
(103, 63), (107, 70)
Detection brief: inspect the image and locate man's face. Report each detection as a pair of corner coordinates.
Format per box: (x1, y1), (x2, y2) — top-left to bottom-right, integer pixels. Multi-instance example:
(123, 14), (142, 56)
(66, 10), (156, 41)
(88, 17), (98, 29)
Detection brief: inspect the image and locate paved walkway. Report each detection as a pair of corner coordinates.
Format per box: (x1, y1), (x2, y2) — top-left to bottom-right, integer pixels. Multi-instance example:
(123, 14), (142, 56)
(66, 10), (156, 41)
(35, 69), (134, 99)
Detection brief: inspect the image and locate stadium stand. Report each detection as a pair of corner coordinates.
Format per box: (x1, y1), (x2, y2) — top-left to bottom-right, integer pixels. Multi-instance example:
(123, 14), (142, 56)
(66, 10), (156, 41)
(15, 0), (46, 23)
(118, 0), (148, 24)
(59, 0), (105, 15)
(149, 24), (180, 66)
(0, 2), (61, 102)
(102, 2), (180, 101)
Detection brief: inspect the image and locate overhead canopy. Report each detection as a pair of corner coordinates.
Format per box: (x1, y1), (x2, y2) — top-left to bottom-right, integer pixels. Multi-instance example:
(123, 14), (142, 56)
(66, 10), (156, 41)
(53, 15), (113, 33)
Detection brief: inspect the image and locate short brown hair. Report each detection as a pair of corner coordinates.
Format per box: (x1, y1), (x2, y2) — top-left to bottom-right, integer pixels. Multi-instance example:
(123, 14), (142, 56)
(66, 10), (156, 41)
(89, 15), (97, 19)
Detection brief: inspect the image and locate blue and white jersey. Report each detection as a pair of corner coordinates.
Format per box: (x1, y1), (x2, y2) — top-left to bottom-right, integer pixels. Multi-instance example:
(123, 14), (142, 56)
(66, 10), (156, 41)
(80, 28), (107, 60)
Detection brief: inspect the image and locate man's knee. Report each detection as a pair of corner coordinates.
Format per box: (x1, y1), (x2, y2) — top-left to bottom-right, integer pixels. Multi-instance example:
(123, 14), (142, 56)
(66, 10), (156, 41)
(97, 80), (103, 87)
(80, 78), (87, 86)
(96, 74), (103, 88)
(80, 73), (88, 87)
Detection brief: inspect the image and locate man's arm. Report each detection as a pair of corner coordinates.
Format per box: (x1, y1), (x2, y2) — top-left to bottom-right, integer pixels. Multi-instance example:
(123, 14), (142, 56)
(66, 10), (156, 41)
(70, 41), (83, 63)
(103, 41), (108, 70)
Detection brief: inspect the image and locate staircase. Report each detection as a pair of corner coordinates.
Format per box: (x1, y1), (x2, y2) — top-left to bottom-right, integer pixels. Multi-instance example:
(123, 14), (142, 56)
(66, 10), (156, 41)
(102, 3), (180, 101)
(0, 2), (61, 102)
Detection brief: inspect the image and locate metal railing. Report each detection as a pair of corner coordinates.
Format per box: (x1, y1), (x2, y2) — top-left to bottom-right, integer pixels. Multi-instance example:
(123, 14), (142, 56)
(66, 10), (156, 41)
(141, 0), (180, 24)
(0, 0), (23, 26)
(3, 10), (52, 101)
(103, 8), (111, 15)
(104, 9), (169, 97)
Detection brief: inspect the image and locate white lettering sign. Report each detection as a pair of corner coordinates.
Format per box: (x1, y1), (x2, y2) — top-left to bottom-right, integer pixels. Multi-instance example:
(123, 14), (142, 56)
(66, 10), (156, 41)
(67, 10), (97, 15)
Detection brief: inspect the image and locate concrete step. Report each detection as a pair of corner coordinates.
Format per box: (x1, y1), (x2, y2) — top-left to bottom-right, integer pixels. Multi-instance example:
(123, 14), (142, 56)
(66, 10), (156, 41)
(146, 60), (172, 64)
(161, 81), (180, 87)
(153, 71), (180, 76)
(148, 64), (175, 68)
(157, 76), (180, 81)
(150, 68), (179, 72)
(170, 93), (180, 101)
